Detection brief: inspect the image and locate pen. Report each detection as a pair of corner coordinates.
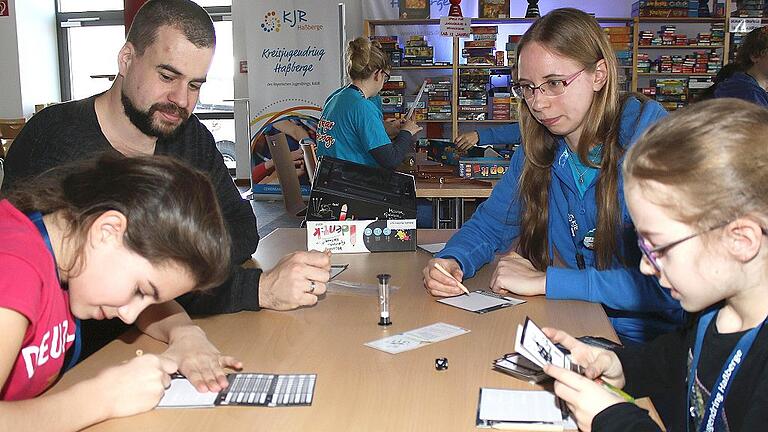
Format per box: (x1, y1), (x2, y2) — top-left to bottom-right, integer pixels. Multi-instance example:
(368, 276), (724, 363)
(596, 378), (635, 403)
(433, 263), (470, 295)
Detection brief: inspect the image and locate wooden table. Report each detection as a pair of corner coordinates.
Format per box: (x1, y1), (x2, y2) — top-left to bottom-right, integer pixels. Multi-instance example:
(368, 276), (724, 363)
(416, 181), (494, 229)
(49, 229), (661, 431)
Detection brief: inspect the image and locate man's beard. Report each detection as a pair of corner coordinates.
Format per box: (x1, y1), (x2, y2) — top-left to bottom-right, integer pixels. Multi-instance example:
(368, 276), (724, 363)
(121, 91), (189, 141)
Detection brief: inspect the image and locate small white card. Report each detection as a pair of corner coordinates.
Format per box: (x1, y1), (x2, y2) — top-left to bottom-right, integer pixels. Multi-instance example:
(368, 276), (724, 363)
(514, 317), (572, 370)
(365, 322), (470, 354)
(438, 290), (525, 314)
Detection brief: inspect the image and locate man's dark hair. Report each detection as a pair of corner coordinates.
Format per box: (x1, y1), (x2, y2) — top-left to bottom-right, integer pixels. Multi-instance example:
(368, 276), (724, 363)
(126, 0), (215, 55)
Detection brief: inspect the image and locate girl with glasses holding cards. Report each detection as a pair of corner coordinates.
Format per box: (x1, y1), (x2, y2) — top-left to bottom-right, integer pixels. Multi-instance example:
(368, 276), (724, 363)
(0, 155), (241, 431)
(544, 99), (768, 431)
(423, 8), (683, 344)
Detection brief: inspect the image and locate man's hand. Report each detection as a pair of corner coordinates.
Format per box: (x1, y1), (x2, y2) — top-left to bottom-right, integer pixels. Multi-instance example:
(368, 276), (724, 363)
(259, 250), (332, 310)
(384, 118), (404, 138)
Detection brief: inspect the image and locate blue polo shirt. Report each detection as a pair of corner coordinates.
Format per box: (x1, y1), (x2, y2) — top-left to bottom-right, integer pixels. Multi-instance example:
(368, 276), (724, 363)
(316, 86), (391, 167)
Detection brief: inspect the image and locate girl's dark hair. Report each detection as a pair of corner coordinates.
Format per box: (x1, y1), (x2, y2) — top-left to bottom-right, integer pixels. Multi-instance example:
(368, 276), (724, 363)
(3, 154), (230, 291)
(515, 8), (625, 271)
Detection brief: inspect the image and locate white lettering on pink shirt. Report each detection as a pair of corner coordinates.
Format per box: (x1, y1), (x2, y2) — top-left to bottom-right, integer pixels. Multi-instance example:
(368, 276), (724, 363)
(21, 320), (75, 378)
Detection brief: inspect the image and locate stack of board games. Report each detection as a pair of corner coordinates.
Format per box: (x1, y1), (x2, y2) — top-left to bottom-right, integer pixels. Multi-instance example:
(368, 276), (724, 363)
(371, 35), (402, 68)
(465, 26), (498, 65)
(458, 68), (489, 121)
(506, 35), (520, 68)
(651, 78), (688, 110)
(631, 0), (719, 17)
(478, 0), (511, 18)
(403, 35), (434, 66)
(380, 75), (406, 119)
(426, 77), (452, 121)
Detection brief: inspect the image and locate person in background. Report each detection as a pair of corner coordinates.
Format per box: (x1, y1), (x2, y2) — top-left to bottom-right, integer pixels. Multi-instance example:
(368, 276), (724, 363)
(316, 36), (422, 169)
(0, 155), (242, 431)
(696, 26), (768, 106)
(423, 8), (683, 344)
(4, 0), (332, 363)
(453, 123), (521, 152)
(544, 99), (768, 432)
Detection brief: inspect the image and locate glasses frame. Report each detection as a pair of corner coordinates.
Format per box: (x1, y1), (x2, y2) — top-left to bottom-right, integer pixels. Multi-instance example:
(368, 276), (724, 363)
(380, 70), (391, 83)
(512, 68), (586, 100)
(636, 222), (731, 272)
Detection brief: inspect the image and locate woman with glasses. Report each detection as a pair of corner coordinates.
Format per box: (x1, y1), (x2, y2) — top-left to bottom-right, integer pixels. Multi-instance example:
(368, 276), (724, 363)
(316, 36), (422, 169)
(423, 8), (683, 344)
(542, 98), (768, 432)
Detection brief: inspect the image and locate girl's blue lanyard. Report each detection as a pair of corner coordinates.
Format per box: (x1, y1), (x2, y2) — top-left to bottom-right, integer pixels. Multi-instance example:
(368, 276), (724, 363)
(26, 212), (82, 372)
(687, 308), (768, 432)
(558, 148), (586, 270)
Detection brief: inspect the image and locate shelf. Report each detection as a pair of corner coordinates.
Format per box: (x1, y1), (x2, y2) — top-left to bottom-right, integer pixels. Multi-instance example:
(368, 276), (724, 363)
(458, 65), (513, 69)
(415, 119), (451, 123)
(637, 45), (724, 49)
(367, 17), (632, 27)
(393, 65), (453, 70)
(637, 72), (717, 76)
(633, 17), (727, 23)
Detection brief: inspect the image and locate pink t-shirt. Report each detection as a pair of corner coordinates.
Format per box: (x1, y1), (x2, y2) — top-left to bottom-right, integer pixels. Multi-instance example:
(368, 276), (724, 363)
(0, 200), (75, 400)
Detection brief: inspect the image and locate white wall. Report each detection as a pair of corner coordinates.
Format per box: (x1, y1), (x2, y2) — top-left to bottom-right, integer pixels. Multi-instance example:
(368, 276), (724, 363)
(15, 0), (60, 117)
(0, 0), (23, 118)
(0, 0), (59, 119)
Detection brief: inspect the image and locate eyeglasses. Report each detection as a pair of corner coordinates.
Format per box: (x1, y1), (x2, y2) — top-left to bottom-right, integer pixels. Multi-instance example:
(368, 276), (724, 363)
(511, 68), (586, 100)
(381, 70), (391, 83)
(636, 223), (729, 273)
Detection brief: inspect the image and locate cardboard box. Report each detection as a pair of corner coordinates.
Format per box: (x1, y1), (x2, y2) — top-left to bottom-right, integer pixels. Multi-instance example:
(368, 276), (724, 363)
(458, 157), (510, 179)
(306, 157), (417, 252)
(307, 219), (416, 253)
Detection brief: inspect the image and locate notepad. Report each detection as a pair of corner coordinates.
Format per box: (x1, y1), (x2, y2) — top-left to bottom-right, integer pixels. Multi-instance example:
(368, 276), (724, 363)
(365, 322), (470, 354)
(438, 290), (525, 314)
(476, 388), (577, 430)
(157, 373), (317, 409)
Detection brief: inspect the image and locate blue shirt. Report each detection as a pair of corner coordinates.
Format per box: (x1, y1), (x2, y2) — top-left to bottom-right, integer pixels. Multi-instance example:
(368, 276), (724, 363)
(437, 97), (684, 343)
(317, 86), (390, 167)
(714, 71), (768, 107)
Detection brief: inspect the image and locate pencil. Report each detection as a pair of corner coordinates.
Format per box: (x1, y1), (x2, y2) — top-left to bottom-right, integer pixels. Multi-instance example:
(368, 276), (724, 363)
(433, 263), (470, 295)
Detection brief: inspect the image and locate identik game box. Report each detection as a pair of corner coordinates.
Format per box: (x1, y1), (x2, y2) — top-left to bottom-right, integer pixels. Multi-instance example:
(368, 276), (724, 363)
(306, 157), (417, 253)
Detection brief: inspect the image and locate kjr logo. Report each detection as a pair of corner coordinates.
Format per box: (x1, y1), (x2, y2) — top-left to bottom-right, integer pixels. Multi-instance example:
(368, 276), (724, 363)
(261, 9), (308, 32)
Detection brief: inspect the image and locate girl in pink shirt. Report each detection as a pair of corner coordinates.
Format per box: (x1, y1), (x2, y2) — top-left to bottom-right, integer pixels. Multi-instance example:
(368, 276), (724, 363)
(0, 154), (236, 430)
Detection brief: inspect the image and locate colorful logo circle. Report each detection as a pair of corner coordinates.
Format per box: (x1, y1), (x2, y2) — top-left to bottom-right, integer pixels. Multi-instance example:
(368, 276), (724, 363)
(261, 11), (280, 33)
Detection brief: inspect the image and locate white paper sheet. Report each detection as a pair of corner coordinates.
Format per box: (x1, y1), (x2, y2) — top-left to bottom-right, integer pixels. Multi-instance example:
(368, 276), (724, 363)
(477, 388), (577, 430)
(417, 242), (447, 254)
(157, 378), (218, 408)
(438, 290), (525, 313)
(364, 322), (470, 354)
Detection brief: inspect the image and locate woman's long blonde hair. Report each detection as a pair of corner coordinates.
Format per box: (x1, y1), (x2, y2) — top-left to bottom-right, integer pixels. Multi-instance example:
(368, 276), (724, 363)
(516, 8), (625, 270)
(346, 36), (389, 80)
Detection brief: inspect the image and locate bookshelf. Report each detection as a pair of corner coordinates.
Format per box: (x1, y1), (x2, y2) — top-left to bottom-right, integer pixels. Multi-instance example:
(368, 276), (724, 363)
(364, 17), (634, 140)
(630, 2), (734, 109)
